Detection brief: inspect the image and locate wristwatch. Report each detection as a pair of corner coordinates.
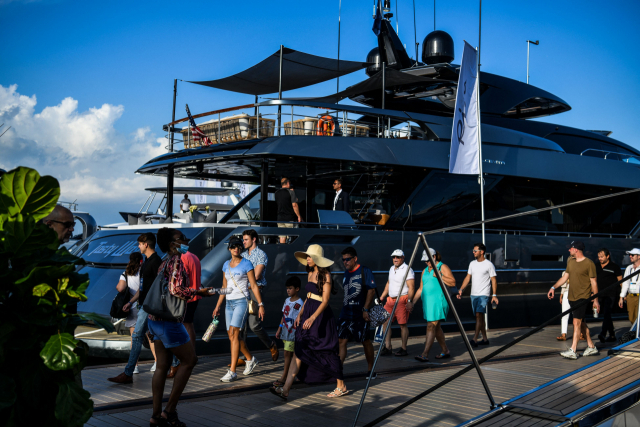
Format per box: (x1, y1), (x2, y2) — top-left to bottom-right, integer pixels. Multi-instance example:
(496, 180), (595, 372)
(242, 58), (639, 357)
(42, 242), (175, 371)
(258, 302), (264, 307)
(407, 299), (412, 303)
(362, 308), (369, 313)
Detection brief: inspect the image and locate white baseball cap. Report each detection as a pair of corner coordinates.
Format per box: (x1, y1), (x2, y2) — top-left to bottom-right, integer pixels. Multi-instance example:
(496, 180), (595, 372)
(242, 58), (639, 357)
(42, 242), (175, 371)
(421, 248), (437, 261)
(391, 249), (404, 257)
(626, 248), (640, 255)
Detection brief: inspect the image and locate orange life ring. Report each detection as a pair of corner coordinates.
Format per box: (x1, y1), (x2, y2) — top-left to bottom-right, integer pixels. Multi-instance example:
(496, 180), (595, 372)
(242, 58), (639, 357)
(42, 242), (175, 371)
(316, 115), (336, 136)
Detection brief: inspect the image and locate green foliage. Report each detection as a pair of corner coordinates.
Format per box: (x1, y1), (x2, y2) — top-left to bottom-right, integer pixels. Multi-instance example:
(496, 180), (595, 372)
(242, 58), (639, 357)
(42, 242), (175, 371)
(0, 167), (113, 426)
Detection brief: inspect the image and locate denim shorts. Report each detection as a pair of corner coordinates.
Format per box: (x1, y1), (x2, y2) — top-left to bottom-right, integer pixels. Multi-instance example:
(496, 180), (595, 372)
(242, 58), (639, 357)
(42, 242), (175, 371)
(226, 298), (248, 330)
(471, 295), (489, 314)
(147, 319), (190, 349)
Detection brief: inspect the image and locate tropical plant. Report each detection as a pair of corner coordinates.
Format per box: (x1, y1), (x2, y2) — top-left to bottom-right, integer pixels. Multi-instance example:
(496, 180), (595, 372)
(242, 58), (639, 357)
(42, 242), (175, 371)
(0, 167), (113, 426)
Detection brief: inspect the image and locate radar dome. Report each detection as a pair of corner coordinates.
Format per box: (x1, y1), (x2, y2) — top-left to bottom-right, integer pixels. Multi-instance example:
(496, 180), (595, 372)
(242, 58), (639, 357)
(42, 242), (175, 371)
(366, 47), (381, 77)
(422, 30), (454, 65)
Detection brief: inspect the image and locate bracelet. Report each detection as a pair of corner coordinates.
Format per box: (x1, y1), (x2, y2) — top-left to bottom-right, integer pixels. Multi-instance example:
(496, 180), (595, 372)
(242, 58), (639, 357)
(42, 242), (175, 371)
(362, 308), (369, 312)
(258, 302), (264, 307)
(492, 294), (497, 297)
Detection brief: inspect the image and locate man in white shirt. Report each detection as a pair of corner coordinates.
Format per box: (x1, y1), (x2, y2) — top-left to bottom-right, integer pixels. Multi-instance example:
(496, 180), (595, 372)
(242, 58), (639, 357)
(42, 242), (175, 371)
(379, 249), (415, 356)
(457, 243), (498, 347)
(332, 178), (349, 212)
(619, 248), (640, 325)
(180, 194), (192, 213)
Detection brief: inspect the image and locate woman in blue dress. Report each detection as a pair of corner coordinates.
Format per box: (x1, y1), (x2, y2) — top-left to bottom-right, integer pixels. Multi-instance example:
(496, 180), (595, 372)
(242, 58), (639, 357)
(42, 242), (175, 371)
(411, 248), (456, 362)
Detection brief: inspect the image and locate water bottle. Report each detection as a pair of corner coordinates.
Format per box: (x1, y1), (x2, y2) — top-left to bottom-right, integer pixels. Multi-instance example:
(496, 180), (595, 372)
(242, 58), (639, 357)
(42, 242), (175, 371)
(593, 306), (599, 319)
(492, 301), (497, 310)
(202, 316), (219, 342)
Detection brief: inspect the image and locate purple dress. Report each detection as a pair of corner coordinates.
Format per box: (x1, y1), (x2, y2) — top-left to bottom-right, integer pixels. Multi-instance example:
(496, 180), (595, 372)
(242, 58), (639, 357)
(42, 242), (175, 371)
(295, 282), (344, 383)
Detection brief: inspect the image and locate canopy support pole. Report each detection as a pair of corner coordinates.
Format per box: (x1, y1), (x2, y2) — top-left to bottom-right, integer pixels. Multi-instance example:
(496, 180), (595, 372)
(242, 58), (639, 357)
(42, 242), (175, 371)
(166, 78), (177, 218)
(382, 63), (386, 137)
(260, 158), (268, 226)
(278, 45), (283, 136)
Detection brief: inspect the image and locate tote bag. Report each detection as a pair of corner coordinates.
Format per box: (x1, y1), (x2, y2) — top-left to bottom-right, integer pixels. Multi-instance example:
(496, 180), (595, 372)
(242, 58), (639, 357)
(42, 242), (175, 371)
(110, 272), (130, 319)
(143, 258), (187, 321)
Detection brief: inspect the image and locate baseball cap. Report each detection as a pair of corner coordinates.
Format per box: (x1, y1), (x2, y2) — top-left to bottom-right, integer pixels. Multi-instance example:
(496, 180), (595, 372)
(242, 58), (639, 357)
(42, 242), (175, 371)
(626, 248), (640, 255)
(421, 248), (437, 261)
(566, 240), (585, 251)
(391, 249), (404, 257)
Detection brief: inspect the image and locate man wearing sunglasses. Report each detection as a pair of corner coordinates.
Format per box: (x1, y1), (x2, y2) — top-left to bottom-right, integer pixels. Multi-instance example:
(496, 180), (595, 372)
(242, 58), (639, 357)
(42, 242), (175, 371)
(338, 247), (377, 379)
(43, 205), (75, 244)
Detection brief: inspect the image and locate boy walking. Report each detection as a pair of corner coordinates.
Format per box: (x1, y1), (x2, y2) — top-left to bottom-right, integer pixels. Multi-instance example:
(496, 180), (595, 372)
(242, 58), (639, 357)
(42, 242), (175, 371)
(273, 277), (303, 387)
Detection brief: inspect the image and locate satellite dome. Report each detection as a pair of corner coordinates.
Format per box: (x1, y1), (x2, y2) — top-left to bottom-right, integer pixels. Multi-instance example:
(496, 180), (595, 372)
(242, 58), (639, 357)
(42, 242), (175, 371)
(366, 47), (381, 77)
(422, 30), (454, 65)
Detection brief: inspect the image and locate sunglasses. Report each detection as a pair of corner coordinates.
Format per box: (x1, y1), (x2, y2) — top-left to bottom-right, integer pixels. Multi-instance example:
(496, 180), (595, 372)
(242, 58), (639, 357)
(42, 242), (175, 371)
(49, 220), (75, 229)
(342, 257), (353, 263)
(229, 244), (243, 250)
(392, 256), (402, 259)
(472, 250), (481, 253)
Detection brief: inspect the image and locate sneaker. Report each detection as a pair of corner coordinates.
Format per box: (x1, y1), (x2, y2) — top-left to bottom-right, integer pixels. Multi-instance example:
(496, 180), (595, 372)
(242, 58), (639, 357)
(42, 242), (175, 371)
(107, 372), (133, 384)
(243, 356), (259, 375)
(560, 348), (578, 360)
(220, 370), (238, 382)
(133, 366), (139, 374)
(583, 346), (599, 357)
(366, 370), (378, 380)
(150, 362), (156, 372)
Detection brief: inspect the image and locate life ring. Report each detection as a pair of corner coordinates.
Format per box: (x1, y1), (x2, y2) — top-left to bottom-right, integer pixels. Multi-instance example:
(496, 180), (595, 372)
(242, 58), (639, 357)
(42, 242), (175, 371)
(316, 115), (336, 136)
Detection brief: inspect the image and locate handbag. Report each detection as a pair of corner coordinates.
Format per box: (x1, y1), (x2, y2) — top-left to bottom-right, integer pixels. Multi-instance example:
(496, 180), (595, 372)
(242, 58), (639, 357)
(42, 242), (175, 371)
(228, 270), (259, 315)
(368, 287), (391, 328)
(143, 257), (187, 321)
(110, 272), (130, 319)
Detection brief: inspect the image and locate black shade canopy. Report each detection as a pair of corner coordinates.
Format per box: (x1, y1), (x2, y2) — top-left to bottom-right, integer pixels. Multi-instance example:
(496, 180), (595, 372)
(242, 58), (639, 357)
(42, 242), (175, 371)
(189, 47), (370, 95)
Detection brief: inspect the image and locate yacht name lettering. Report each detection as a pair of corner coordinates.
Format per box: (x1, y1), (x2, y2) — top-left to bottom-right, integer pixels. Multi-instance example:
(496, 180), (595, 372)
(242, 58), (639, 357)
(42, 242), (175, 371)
(87, 241), (139, 258)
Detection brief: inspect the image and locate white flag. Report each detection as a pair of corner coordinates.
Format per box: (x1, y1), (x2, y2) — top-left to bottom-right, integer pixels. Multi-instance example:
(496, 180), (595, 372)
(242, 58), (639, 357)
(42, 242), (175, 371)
(195, 180), (206, 204)
(449, 41), (480, 175)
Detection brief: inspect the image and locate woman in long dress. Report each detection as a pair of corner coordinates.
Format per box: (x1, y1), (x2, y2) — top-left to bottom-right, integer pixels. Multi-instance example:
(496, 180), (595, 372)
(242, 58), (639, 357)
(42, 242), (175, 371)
(269, 244), (347, 399)
(411, 249), (456, 362)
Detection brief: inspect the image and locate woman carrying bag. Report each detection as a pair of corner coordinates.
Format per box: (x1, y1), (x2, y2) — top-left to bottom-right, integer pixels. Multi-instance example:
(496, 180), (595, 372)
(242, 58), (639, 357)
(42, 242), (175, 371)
(212, 237), (265, 383)
(116, 252), (144, 374)
(147, 228), (213, 427)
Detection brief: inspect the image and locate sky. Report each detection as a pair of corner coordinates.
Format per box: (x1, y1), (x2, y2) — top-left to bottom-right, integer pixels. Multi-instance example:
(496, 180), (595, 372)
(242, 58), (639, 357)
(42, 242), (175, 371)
(1, 0), (639, 226)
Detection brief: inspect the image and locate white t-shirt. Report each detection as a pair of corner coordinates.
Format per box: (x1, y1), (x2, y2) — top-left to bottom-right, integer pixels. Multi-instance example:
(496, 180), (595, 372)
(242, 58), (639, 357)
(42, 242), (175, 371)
(467, 259), (497, 296)
(223, 258), (254, 300)
(120, 271), (141, 296)
(280, 297), (303, 341)
(388, 263), (415, 298)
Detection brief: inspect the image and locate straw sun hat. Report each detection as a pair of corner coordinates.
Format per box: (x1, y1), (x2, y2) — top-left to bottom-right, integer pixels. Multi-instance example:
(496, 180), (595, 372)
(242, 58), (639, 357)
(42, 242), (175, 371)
(294, 244), (335, 268)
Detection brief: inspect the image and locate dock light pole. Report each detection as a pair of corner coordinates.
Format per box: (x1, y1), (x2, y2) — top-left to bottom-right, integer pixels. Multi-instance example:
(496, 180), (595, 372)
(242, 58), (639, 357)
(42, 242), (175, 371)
(526, 40), (539, 84)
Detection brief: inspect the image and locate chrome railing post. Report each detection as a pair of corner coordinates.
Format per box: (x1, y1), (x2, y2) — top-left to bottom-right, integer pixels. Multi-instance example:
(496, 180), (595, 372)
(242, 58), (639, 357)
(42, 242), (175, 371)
(256, 105), (260, 138)
(217, 112), (221, 144)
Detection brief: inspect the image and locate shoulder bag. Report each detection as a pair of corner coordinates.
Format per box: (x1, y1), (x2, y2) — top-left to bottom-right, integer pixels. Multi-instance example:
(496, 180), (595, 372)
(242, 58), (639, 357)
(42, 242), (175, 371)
(110, 272), (130, 319)
(227, 267), (259, 315)
(368, 287), (390, 328)
(143, 257), (187, 321)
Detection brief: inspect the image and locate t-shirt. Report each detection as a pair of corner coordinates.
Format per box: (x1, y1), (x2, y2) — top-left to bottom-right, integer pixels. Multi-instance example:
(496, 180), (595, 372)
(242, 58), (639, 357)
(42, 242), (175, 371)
(182, 251), (202, 303)
(139, 252), (162, 305)
(223, 258), (254, 300)
(180, 198), (191, 211)
(120, 271), (141, 296)
(566, 257), (597, 301)
(468, 259), (497, 297)
(275, 188), (298, 221)
(596, 261), (622, 298)
(340, 265), (376, 320)
(280, 297), (303, 341)
(388, 263), (415, 298)
(241, 247), (268, 287)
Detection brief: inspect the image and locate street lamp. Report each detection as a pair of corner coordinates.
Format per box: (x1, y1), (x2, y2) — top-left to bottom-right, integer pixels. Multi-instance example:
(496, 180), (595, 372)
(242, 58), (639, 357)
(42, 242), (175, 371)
(526, 40), (539, 84)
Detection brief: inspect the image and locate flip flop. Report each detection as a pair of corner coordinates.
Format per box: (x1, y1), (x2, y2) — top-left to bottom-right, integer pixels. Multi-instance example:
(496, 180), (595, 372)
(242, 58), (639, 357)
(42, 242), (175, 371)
(435, 353), (451, 359)
(414, 355), (429, 362)
(327, 388), (349, 398)
(269, 386), (288, 401)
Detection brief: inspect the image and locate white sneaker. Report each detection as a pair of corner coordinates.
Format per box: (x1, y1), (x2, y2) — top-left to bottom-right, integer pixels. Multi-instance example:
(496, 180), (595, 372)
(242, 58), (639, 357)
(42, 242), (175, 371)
(243, 356), (259, 375)
(583, 346), (599, 357)
(133, 366), (139, 374)
(150, 362), (156, 372)
(220, 370), (238, 382)
(560, 348), (578, 360)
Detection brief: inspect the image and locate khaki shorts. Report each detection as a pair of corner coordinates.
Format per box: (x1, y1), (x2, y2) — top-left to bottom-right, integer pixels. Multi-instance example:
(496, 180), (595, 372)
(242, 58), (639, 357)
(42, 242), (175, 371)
(278, 222), (297, 239)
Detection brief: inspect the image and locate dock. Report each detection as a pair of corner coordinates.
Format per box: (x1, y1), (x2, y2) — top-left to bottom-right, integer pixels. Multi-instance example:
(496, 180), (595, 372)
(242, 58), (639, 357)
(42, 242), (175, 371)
(85, 321), (634, 426)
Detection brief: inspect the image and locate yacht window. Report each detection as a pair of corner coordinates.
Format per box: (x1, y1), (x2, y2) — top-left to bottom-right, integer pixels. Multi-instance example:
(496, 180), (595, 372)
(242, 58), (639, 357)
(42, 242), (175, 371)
(307, 235), (360, 245)
(531, 254), (564, 262)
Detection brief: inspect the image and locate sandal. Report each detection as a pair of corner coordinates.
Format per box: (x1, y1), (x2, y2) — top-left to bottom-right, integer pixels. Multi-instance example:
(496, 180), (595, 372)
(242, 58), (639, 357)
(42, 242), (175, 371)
(394, 348), (408, 357)
(327, 388), (349, 398)
(557, 334), (567, 341)
(150, 416), (167, 427)
(414, 355), (429, 362)
(269, 386), (288, 401)
(435, 352), (451, 359)
(163, 411), (186, 427)
(272, 380), (285, 387)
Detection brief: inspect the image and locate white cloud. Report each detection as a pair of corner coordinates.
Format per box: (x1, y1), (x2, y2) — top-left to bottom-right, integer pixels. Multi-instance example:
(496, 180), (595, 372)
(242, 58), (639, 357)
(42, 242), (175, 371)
(0, 84), (167, 221)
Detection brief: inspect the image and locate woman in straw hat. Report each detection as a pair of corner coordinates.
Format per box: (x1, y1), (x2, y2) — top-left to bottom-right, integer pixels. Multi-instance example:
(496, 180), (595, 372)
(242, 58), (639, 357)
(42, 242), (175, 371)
(269, 244), (347, 399)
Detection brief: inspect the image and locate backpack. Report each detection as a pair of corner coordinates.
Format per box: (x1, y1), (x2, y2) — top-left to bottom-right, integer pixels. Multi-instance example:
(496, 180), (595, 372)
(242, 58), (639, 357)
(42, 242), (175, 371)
(110, 272), (130, 319)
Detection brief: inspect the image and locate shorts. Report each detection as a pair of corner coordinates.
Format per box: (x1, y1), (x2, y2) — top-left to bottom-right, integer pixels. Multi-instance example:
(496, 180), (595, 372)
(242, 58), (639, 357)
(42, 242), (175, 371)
(183, 300), (199, 324)
(471, 295), (489, 314)
(225, 298), (248, 330)
(338, 318), (371, 343)
(569, 298), (590, 320)
(283, 340), (295, 352)
(384, 295), (409, 325)
(277, 222), (297, 239)
(147, 319), (190, 349)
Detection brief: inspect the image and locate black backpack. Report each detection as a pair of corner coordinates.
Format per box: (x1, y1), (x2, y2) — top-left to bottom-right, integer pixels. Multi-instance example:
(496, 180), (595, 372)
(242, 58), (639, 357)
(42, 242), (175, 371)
(110, 272), (130, 319)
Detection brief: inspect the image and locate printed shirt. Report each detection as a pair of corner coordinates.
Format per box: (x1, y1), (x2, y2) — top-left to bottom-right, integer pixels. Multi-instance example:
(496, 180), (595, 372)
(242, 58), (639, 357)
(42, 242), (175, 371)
(280, 297), (303, 341)
(241, 246), (268, 287)
(223, 258), (254, 300)
(182, 251), (202, 303)
(340, 265), (376, 320)
(621, 264), (640, 297)
(388, 263), (415, 298)
(147, 254), (197, 323)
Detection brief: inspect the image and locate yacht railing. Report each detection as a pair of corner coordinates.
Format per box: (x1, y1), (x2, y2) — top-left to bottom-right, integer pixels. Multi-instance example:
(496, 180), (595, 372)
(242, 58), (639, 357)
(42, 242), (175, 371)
(163, 100), (434, 151)
(580, 148), (640, 163)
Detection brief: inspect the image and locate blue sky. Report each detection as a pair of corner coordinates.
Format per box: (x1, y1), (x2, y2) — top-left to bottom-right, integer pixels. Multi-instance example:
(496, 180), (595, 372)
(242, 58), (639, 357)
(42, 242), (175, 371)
(1, 0), (639, 225)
